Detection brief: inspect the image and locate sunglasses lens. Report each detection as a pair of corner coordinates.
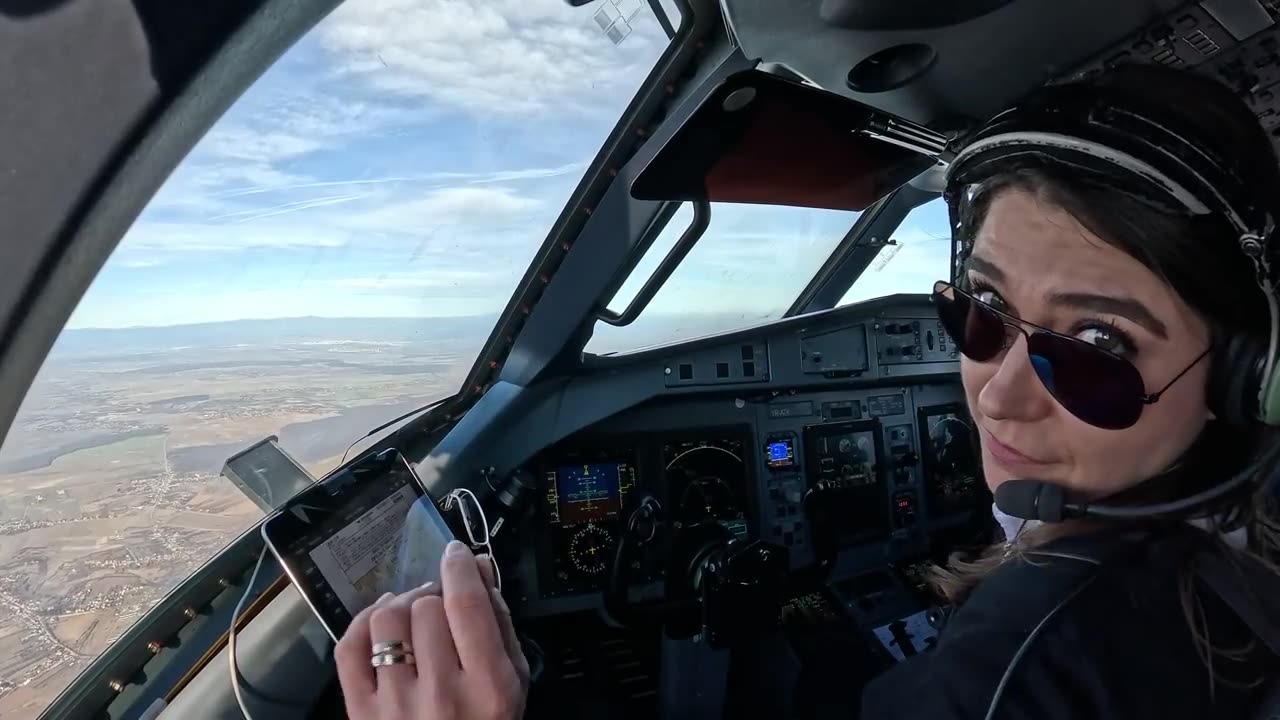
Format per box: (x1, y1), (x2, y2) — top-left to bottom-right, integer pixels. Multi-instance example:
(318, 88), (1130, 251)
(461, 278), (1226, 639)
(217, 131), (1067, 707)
(932, 281), (1005, 361)
(1025, 334), (1145, 430)
(932, 281), (1145, 430)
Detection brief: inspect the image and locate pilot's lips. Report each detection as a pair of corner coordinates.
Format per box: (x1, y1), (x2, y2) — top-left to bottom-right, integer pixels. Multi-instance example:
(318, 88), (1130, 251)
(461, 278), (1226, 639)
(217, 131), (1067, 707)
(980, 429), (1052, 468)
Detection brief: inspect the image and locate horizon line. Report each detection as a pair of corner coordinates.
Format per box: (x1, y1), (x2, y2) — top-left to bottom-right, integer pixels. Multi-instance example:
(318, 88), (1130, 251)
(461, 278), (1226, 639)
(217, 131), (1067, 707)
(63, 313), (501, 333)
(63, 309), (769, 333)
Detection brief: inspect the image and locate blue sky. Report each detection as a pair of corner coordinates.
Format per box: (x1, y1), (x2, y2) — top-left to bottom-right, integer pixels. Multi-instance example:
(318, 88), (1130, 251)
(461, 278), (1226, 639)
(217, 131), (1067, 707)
(66, 0), (953, 342)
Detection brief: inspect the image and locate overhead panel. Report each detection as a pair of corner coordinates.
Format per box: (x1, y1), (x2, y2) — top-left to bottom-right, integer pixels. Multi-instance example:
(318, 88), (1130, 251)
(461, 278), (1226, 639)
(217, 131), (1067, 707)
(721, 0), (1280, 169)
(719, 0), (1192, 125)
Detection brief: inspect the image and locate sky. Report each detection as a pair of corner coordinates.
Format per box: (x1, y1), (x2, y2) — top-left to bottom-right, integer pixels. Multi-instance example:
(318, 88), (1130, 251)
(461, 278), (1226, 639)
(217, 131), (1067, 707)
(65, 0), (954, 349)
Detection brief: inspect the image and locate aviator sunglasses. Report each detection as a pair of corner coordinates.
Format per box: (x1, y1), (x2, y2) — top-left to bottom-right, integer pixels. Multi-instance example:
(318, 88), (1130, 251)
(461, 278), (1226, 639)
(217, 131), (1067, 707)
(931, 280), (1212, 430)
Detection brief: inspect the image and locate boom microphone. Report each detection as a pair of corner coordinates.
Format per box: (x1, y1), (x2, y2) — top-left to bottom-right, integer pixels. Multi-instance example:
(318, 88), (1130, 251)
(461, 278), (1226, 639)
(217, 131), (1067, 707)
(994, 472), (1254, 523)
(993, 480), (1072, 522)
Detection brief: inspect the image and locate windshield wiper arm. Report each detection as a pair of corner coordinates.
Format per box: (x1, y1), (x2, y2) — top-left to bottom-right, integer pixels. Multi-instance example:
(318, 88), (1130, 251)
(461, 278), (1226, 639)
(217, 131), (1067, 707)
(562, 0), (676, 38)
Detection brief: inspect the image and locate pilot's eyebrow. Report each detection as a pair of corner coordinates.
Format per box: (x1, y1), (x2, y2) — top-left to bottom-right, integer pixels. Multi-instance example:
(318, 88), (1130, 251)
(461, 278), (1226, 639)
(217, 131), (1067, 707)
(965, 255), (1005, 282)
(967, 254), (1168, 338)
(1046, 291), (1168, 339)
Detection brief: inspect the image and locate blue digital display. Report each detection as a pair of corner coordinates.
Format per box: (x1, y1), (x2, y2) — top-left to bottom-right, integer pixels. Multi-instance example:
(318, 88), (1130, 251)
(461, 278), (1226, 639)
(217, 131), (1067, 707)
(767, 439), (794, 468)
(556, 463), (621, 523)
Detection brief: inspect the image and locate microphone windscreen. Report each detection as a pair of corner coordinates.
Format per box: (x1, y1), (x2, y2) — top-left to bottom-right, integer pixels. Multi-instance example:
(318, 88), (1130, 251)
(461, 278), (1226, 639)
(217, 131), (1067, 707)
(995, 479), (1067, 522)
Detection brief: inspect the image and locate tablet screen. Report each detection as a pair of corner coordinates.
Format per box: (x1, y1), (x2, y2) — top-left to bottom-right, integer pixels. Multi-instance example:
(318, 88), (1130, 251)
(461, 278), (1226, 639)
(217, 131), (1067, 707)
(262, 451), (455, 639)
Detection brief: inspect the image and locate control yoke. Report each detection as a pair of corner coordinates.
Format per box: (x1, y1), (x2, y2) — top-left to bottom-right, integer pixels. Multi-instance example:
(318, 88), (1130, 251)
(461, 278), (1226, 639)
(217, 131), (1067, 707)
(605, 493), (789, 649)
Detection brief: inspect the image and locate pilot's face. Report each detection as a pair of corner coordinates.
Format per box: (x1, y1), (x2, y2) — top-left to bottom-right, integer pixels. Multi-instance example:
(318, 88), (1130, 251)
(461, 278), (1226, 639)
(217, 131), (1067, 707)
(960, 189), (1214, 498)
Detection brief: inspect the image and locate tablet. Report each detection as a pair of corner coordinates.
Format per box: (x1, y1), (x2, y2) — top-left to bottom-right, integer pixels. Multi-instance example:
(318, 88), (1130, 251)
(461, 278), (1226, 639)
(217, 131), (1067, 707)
(261, 449), (456, 640)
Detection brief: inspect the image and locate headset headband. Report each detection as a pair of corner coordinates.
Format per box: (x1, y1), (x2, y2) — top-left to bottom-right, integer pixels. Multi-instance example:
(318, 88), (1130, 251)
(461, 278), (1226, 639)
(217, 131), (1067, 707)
(950, 131), (1212, 218)
(943, 85), (1280, 423)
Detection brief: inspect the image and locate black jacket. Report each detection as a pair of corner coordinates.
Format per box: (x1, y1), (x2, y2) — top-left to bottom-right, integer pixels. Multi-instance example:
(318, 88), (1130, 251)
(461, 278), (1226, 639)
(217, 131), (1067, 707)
(860, 527), (1275, 719)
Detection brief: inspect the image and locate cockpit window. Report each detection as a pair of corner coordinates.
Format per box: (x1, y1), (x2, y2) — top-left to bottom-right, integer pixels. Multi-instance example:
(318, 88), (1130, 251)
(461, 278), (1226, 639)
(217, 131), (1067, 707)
(0, 1), (673, 712)
(587, 203), (861, 353)
(837, 197), (950, 305)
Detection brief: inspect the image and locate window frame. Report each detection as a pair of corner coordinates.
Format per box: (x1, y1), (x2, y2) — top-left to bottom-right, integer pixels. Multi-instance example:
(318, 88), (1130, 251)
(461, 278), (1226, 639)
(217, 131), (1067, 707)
(597, 200), (711, 327)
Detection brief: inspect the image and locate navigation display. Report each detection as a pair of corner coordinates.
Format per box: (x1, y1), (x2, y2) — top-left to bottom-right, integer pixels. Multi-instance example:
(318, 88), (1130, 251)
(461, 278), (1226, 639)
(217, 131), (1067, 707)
(918, 403), (985, 518)
(556, 463), (622, 523)
(261, 451), (456, 640)
(803, 420), (891, 544)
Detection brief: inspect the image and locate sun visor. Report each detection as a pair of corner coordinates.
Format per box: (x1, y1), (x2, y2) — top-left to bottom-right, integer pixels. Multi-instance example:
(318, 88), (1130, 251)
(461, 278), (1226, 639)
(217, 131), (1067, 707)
(631, 69), (943, 211)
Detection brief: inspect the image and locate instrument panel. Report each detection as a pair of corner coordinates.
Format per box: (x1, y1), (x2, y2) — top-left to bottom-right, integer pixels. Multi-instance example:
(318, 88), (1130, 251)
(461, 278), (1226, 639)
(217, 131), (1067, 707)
(529, 391), (988, 604)
(516, 296), (990, 608)
(538, 446), (638, 594)
(534, 429), (754, 598)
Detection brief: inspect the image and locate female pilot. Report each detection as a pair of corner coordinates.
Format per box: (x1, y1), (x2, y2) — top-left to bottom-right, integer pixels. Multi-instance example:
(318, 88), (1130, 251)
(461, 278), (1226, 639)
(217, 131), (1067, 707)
(331, 63), (1280, 719)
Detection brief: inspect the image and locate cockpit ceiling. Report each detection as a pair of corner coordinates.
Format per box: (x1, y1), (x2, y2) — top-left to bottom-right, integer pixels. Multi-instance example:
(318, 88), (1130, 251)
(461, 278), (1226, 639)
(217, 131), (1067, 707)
(722, 0), (1280, 151)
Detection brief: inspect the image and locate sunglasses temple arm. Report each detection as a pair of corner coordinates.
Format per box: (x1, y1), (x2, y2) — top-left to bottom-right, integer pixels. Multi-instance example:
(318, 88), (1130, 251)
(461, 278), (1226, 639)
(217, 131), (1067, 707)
(1146, 345), (1214, 401)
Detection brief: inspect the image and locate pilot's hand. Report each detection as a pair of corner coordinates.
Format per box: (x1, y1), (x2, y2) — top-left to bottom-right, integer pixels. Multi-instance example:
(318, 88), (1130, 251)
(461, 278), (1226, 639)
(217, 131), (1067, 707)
(336, 541), (530, 719)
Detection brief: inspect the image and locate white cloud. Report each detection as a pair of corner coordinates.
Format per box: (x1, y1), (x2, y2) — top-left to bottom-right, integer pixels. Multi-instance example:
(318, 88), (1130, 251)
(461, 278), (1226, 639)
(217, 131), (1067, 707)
(120, 220), (350, 253)
(212, 194), (368, 224)
(326, 269), (502, 291)
(320, 0), (667, 116)
(345, 186), (543, 233)
(149, 84), (428, 213)
(139, 1), (668, 221)
(116, 184), (547, 269)
(399, 186), (540, 215)
(464, 164), (584, 185)
(201, 128), (324, 164)
(204, 163), (582, 200)
(200, 92), (417, 167)
(81, 1), (675, 329)
(66, 282), (507, 329)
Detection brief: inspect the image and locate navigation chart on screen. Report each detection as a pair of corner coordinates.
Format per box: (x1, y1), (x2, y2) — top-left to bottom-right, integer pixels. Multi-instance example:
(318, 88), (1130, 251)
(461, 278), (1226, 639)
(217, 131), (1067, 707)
(557, 463), (622, 524)
(307, 484), (430, 613)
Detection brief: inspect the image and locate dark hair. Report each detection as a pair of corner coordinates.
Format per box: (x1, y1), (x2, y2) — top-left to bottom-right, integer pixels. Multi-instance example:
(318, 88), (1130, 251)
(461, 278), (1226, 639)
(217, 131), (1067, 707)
(934, 64), (1280, 686)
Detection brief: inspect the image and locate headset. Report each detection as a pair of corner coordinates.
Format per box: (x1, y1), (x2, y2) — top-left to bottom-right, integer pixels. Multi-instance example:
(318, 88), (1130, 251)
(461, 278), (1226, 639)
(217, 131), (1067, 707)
(944, 80), (1280, 429)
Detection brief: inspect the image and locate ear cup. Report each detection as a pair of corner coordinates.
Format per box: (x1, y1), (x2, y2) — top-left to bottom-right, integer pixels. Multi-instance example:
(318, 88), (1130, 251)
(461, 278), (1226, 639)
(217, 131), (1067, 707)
(1260, 356), (1280, 426)
(1208, 334), (1268, 426)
